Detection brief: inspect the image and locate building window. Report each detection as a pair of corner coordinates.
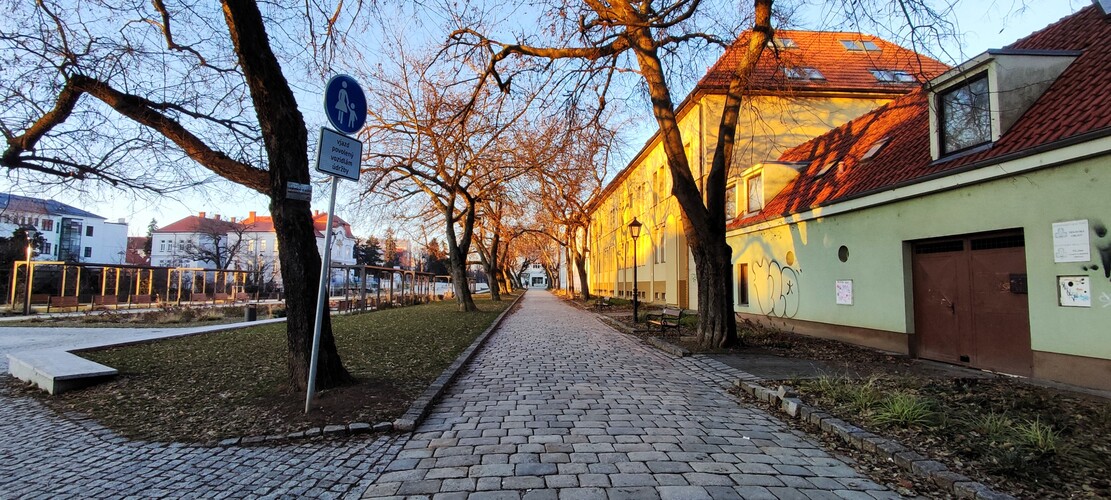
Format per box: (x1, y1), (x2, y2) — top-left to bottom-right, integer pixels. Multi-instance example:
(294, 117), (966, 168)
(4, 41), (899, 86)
(41, 219), (54, 231)
(725, 182), (737, 220)
(746, 174), (764, 213)
(767, 37), (797, 49)
(658, 231), (665, 264)
(159, 240), (167, 252)
(86, 226), (94, 237)
(870, 69), (917, 83)
(736, 263), (749, 306)
(841, 39), (880, 51)
(939, 73), (991, 155)
(83, 247), (92, 258)
(784, 67), (825, 80)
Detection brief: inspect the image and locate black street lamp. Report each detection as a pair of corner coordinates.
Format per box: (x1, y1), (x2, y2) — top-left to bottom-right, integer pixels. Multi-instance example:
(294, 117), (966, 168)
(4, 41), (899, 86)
(628, 217), (642, 323)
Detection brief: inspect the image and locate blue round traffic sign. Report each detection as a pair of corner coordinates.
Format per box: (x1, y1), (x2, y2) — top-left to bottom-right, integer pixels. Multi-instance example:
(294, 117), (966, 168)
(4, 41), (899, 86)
(324, 74), (367, 135)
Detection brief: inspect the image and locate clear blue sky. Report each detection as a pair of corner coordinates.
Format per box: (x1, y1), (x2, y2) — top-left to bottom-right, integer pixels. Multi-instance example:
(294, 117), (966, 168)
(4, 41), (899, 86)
(29, 0), (1088, 238)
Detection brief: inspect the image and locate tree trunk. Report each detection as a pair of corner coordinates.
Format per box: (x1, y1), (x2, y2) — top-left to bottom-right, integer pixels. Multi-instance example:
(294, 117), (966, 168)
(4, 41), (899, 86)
(573, 247), (590, 301)
(443, 203), (477, 311)
(222, 0), (352, 390)
(620, 1), (772, 349)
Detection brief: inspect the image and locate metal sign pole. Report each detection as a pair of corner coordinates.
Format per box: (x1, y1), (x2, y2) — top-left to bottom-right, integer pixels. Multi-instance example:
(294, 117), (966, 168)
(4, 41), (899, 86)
(305, 175), (340, 414)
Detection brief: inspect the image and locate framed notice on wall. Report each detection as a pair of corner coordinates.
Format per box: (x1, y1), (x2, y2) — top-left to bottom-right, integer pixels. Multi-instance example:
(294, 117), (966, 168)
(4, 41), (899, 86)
(1058, 276), (1091, 307)
(835, 280), (853, 305)
(1052, 220), (1090, 263)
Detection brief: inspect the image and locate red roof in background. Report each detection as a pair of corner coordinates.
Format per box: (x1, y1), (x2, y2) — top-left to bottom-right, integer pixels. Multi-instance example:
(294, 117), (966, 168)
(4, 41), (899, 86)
(313, 212), (355, 239)
(730, 6), (1110, 229)
(155, 215), (241, 234)
(699, 30), (950, 94)
(125, 237), (149, 266)
(240, 211), (354, 238)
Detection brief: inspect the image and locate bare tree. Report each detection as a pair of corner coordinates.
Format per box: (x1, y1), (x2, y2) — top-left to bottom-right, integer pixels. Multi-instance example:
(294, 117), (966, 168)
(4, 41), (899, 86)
(1, 1), (351, 389)
(183, 218), (248, 270)
(360, 42), (539, 311)
(451, 0), (774, 347)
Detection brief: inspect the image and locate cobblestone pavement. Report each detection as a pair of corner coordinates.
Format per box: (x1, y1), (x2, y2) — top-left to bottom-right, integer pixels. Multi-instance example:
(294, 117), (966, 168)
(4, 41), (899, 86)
(0, 323), (402, 499)
(363, 291), (897, 499)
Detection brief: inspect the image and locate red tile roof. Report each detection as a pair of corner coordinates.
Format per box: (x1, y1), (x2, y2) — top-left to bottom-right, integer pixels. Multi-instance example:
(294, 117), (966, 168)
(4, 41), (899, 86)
(731, 6), (1110, 229)
(699, 30), (949, 94)
(155, 215), (241, 234)
(241, 211), (354, 239)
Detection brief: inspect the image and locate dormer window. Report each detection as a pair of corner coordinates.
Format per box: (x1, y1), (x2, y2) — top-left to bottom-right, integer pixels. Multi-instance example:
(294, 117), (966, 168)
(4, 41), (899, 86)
(841, 40), (880, 51)
(725, 181), (738, 220)
(784, 67), (825, 80)
(939, 73), (991, 155)
(768, 37), (798, 49)
(870, 69), (918, 83)
(746, 173), (764, 213)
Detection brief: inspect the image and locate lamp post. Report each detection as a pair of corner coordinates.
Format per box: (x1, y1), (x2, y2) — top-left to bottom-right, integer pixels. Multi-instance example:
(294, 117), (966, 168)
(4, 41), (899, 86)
(628, 217), (642, 323)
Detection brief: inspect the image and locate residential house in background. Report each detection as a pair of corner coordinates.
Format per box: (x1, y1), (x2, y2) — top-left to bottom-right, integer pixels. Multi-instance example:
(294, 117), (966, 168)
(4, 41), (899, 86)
(726, 6), (1111, 390)
(152, 210), (357, 289)
(231, 210), (357, 289)
(126, 236), (150, 266)
(585, 29), (948, 309)
(149, 212), (241, 269)
(0, 194), (128, 264)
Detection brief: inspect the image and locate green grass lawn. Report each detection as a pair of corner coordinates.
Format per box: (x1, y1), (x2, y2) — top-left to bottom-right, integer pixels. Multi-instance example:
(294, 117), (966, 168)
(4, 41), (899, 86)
(41, 295), (517, 442)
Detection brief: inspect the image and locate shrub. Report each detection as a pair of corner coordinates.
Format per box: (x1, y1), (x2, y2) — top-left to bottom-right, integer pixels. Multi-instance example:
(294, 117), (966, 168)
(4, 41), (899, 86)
(872, 392), (935, 428)
(1017, 418), (1059, 455)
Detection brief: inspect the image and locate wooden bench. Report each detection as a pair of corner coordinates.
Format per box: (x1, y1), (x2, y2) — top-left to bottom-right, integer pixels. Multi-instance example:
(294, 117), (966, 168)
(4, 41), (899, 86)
(29, 293), (50, 305)
(92, 295), (118, 308)
(234, 293), (250, 303)
(212, 292), (231, 304)
(128, 294), (154, 308)
(594, 296), (613, 311)
(47, 296), (80, 313)
(646, 307), (685, 337)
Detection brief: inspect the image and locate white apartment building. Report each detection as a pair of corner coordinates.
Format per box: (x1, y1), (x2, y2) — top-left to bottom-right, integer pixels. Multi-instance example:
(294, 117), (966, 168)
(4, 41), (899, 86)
(0, 194), (128, 264)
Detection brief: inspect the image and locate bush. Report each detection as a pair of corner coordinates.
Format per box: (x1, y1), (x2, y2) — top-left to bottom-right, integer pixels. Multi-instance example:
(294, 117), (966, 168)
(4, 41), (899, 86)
(872, 392), (935, 428)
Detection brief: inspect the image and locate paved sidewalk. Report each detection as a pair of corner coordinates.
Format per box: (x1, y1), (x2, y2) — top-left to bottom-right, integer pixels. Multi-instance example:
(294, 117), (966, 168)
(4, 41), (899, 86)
(363, 291), (897, 499)
(0, 321), (399, 499)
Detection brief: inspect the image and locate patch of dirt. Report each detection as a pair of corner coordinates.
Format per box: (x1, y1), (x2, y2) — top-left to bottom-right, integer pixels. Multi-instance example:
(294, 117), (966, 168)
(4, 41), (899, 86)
(711, 323), (1111, 499)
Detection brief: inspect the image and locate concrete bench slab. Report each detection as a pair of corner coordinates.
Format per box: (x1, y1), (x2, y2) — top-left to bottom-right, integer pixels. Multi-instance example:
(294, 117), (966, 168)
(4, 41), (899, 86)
(7, 350), (118, 395)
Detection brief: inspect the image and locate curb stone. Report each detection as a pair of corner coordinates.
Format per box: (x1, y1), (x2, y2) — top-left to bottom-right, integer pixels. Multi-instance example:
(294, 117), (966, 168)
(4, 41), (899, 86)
(391, 291), (526, 432)
(733, 378), (1016, 500)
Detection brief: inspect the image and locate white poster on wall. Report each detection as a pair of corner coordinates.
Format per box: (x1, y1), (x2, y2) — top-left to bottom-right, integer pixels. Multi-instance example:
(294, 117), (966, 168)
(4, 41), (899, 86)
(835, 280), (853, 305)
(1058, 276), (1091, 307)
(1052, 220), (1090, 263)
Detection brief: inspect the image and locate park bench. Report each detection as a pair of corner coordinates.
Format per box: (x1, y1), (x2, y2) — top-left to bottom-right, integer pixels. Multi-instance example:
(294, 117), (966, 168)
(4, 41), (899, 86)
(594, 296), (613, 311)
(128, 294), (154, 309)
(646, 307), (685, 337)
(47, 296), (80, 313)
(212, 292), (231, 304)
(29, 294), (50, 305)
(234, 292), (250, 303)
(92, 295), (118, 309)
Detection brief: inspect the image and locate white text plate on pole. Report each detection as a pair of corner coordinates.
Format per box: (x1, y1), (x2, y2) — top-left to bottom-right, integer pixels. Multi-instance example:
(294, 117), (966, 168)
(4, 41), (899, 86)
(315, 127), (362, 182)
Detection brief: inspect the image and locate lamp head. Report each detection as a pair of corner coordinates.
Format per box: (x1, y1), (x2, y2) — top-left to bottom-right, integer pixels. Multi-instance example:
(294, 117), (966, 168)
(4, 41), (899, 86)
(628, 217), (642, 239)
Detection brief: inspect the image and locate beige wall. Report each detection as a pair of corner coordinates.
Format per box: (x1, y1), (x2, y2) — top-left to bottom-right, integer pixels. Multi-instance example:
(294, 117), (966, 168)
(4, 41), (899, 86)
(588, 94), (892, 309)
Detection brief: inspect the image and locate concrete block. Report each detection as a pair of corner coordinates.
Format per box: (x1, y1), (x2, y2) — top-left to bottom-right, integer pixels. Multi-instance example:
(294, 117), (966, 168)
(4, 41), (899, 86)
(7, 350), (118, 395)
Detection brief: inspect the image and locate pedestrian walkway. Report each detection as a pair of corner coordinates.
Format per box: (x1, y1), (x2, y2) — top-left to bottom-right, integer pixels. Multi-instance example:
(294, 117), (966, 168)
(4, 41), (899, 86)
(362, 291), (896, 499)
(0, 321), (398, 499)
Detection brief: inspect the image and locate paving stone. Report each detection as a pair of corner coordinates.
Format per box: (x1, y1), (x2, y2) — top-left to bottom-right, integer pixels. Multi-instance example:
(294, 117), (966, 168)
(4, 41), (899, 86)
(557, 488), (606, 500)
(658, 485), (712, 500)
(501, 475), (545, 489)
(514, 463), (557, 476)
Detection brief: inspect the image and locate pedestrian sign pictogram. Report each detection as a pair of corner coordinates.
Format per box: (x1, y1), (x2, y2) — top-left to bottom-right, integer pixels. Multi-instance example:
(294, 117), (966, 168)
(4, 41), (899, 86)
(323, 74), (367, 135)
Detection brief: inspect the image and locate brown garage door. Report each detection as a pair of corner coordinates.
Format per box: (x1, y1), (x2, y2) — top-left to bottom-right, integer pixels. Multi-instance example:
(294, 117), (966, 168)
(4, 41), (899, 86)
(911, 231), (1032, 377)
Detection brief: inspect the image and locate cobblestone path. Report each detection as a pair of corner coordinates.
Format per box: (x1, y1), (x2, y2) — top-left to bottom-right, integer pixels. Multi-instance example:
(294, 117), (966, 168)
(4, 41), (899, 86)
(363, 291), (897, 499)
(0, 324), (404, 499)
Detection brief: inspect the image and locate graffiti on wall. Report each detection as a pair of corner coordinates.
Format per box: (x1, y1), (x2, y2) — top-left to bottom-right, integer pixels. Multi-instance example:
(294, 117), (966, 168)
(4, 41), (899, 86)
(753, 257), (801, 318)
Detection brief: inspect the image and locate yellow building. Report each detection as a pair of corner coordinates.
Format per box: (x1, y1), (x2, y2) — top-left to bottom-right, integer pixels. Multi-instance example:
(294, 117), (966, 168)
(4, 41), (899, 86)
(586, 30), (948, 309)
